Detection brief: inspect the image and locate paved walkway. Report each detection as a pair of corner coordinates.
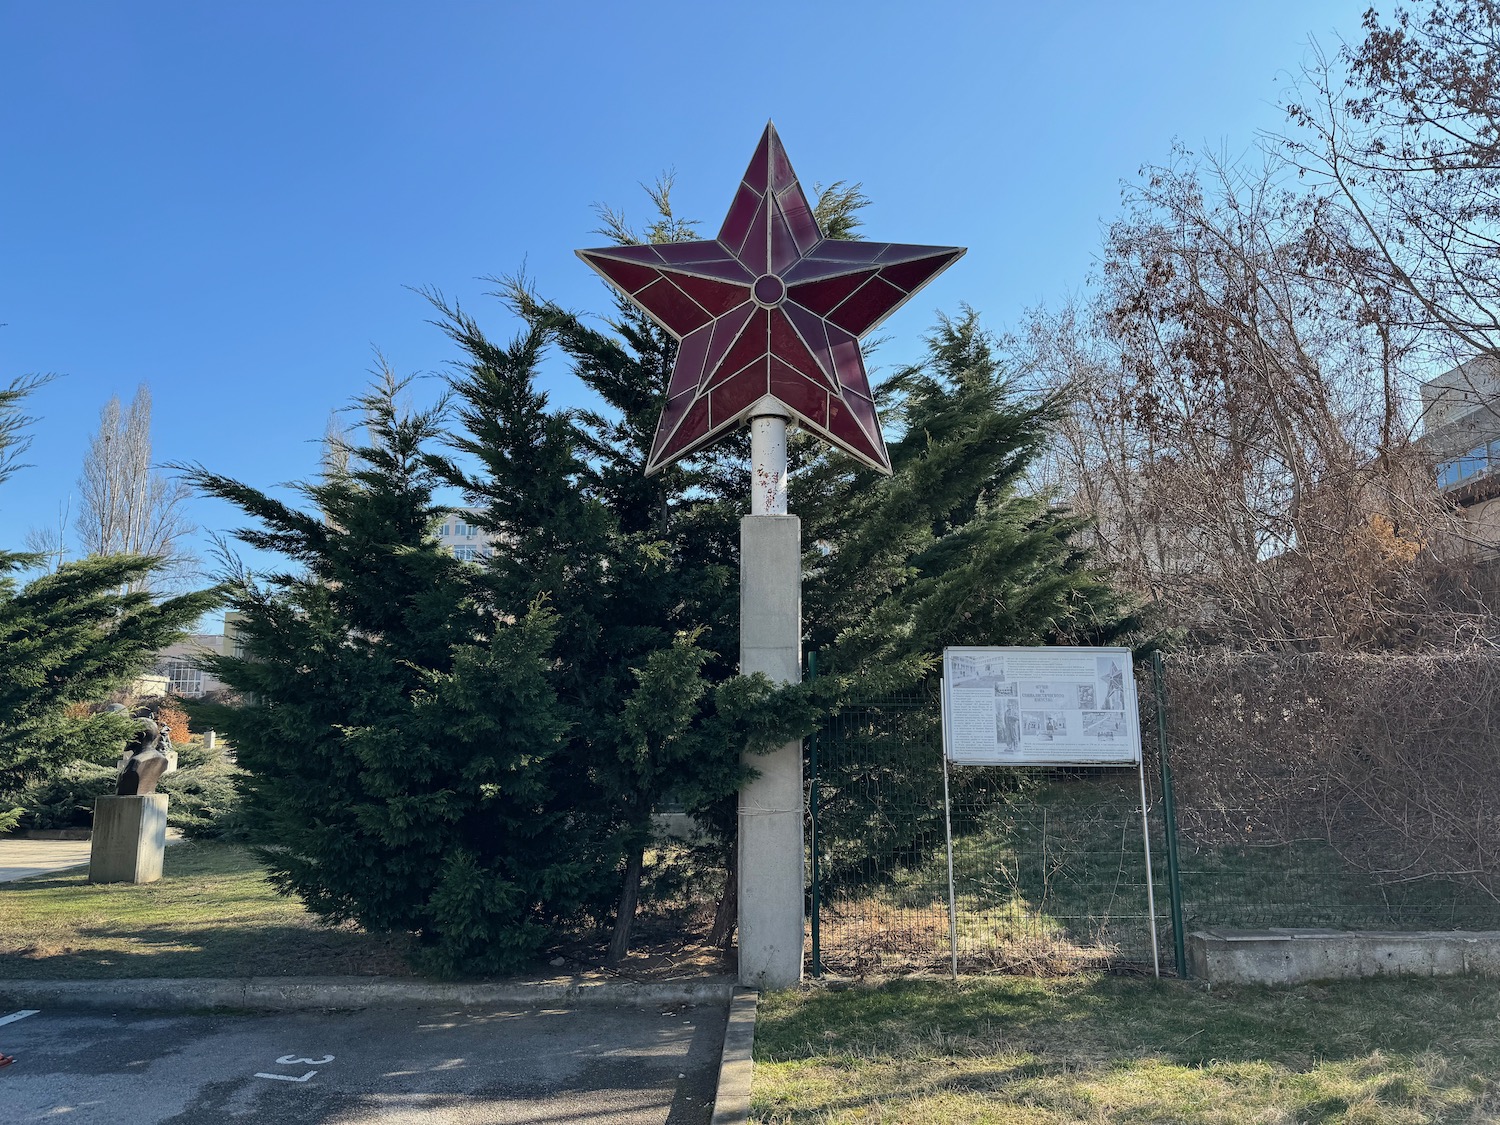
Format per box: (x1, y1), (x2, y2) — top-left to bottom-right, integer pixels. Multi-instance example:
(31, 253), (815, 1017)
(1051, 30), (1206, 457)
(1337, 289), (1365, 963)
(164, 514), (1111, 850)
(0, 832), (183, 883)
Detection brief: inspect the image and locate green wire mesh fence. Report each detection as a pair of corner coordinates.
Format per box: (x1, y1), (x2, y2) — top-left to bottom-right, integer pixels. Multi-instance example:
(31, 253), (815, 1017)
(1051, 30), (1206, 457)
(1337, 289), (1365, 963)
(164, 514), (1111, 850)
(808, 676), (1172, 976)
(806, 651), (1500, 977)
(1159, 651), (1500, 938)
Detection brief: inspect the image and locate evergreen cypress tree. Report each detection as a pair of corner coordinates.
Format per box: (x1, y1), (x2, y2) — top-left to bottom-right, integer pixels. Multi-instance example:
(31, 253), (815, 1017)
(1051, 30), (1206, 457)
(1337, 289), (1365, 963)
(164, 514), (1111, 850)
(0, 375), (216, 828)
(430, 298), (807, 962)
(799, 308), (1139, 677)
(184, 374), (585, 974)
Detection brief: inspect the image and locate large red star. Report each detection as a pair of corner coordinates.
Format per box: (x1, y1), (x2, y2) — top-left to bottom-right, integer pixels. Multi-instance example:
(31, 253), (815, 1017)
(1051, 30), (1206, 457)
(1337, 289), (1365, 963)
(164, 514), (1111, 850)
(577, 123), (965, 476)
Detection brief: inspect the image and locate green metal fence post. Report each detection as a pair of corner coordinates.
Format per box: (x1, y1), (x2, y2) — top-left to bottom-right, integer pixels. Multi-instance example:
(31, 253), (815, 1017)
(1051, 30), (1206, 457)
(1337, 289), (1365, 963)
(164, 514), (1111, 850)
(1153, 650), (1189, 978)
(807, 649), (822, 978)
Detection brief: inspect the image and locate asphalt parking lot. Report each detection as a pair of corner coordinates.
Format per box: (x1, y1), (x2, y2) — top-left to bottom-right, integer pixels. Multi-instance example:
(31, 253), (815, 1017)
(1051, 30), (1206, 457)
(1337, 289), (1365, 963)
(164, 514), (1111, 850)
(0, 999), (728, 1124)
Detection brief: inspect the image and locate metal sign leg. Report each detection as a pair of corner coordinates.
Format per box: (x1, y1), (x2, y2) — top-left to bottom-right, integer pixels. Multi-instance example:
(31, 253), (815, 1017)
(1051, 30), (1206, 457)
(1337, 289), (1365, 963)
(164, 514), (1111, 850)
(941, 749), (959, 981)
(1137, 755), (1161, 978)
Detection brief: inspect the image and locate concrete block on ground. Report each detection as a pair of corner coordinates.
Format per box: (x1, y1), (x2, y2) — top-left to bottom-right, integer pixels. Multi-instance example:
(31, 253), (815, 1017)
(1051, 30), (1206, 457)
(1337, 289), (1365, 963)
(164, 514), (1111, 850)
(1189, 928), (1500, 985)
(88, 795), (168, 884)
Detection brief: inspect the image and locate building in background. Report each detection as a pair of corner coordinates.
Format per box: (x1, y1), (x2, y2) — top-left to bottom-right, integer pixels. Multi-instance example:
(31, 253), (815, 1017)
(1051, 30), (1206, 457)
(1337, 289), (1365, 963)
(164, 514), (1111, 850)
(435, 508), (501, 562)
(148, 611), (245, 699)
(1421, 359), (1500, 555)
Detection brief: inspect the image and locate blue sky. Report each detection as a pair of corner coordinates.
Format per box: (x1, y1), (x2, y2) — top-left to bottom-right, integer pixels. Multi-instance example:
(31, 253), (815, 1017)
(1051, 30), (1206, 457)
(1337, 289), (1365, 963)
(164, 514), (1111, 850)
(0, 0), (1370, 599)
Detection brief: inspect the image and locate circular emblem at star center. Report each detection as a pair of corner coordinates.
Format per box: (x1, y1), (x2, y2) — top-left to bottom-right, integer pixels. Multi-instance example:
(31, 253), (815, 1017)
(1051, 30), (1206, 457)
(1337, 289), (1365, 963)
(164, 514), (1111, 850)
(752, 274), (787, 308)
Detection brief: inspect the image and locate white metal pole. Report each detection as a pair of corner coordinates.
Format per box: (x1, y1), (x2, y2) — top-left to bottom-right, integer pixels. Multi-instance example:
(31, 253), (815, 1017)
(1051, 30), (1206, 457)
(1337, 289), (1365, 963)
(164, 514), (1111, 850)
(1137, 754), (1161, 978)
(941, 748), (959, 981)
(749, 406), (789, 516)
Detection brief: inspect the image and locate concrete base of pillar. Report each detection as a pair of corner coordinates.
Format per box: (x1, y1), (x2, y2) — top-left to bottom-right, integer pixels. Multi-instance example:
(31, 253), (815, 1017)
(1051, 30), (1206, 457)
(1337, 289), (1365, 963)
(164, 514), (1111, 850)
(738, 514), (805, 990)
(88, 795), (168, 884)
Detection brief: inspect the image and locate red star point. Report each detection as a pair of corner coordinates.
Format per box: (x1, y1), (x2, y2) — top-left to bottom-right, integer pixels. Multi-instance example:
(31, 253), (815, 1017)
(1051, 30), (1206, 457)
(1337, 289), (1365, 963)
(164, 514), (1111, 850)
(578, 123), (965, 475)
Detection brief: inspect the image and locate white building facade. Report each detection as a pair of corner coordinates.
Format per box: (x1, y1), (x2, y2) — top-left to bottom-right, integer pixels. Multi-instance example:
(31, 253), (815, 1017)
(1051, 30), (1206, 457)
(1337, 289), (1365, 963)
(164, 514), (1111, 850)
(149, 612), (246, 699)
(435, 508), (501, 562)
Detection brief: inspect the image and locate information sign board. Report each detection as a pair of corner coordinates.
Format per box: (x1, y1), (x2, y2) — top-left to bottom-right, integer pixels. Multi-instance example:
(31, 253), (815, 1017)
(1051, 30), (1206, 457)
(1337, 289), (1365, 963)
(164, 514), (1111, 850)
(941, 646), (1140, 766)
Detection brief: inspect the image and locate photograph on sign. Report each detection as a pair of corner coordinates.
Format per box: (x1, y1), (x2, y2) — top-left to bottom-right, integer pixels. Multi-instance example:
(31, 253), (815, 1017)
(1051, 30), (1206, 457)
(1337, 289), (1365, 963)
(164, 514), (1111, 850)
(941, 646), (1141, 766)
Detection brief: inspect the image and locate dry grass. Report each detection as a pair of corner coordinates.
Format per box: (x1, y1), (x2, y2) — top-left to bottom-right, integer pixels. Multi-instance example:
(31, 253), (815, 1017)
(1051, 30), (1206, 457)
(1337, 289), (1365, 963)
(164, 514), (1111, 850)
(816, 899), (1122, 977)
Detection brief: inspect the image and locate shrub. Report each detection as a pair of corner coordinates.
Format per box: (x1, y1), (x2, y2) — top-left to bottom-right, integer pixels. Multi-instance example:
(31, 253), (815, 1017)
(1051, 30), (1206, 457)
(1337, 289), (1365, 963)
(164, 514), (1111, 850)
(15, 761), (114, 830)
(152, 697), (192, 742)
(159, 739), (246, 839)
(10, 734), (245, 836)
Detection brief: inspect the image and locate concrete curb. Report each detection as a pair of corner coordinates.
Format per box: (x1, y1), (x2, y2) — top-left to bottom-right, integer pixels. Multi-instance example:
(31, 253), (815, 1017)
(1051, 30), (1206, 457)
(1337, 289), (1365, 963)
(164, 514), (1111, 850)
(0, 974), (736, 1012)
(1189, 928), (1500, 985)
(710, 987), (758, 1125)
(15, 829), (91, 840)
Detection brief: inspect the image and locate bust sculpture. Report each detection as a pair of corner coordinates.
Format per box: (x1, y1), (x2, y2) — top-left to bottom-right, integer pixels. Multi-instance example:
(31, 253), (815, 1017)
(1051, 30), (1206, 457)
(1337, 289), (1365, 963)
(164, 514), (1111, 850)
(115, 716), (170, 796)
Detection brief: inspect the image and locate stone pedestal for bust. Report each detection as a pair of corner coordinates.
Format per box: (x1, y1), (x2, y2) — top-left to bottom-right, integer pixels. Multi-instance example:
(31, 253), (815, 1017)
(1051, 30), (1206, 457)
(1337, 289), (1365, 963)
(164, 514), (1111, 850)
(88, 795), (168, 884)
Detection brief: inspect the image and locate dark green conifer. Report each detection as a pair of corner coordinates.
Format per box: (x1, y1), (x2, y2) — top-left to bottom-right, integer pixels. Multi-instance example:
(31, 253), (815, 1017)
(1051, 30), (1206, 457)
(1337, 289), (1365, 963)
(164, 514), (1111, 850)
(430, 293), (801, 963)
(183, 183), (1134, 971)
(184, 373), (582, 974)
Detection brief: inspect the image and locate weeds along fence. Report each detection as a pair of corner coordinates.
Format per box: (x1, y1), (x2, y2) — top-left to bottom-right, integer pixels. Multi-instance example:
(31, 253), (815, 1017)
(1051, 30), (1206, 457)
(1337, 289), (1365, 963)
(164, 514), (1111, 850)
(807, 651), (1500, 977)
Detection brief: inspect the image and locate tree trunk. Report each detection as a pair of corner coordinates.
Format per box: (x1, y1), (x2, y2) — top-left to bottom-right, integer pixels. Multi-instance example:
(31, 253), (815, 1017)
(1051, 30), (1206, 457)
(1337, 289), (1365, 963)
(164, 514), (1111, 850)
(709, 836), (738, 951)
(605, 844), (645, 966)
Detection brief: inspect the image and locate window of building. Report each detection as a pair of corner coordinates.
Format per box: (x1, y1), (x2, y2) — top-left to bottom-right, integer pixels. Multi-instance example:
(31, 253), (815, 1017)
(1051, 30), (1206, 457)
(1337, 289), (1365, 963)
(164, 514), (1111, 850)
(453, 544), (478, 561)
(1438, 444), (1494, 490)
(1460, 447), (1488, 482)
(161, 658), (204, 697)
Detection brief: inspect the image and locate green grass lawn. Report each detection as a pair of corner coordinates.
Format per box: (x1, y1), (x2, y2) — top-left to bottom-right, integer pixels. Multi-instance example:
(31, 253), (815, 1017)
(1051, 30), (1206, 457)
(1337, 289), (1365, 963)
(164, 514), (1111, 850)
(752, 975), (1500, 1123)
(0, 840), (414, 979)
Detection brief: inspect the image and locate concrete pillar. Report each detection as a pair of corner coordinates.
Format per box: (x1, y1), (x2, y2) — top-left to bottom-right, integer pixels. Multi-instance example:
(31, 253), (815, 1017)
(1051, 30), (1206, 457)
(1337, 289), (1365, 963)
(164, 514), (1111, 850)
(88, 795), (168, 884)
(738, 513), (804, 989)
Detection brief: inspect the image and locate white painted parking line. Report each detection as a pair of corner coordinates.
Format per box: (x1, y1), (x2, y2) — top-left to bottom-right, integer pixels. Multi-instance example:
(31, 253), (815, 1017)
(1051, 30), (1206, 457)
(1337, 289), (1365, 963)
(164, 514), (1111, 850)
(0, 1010), (39, 1027)
(255, 1070), (319, 1082)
